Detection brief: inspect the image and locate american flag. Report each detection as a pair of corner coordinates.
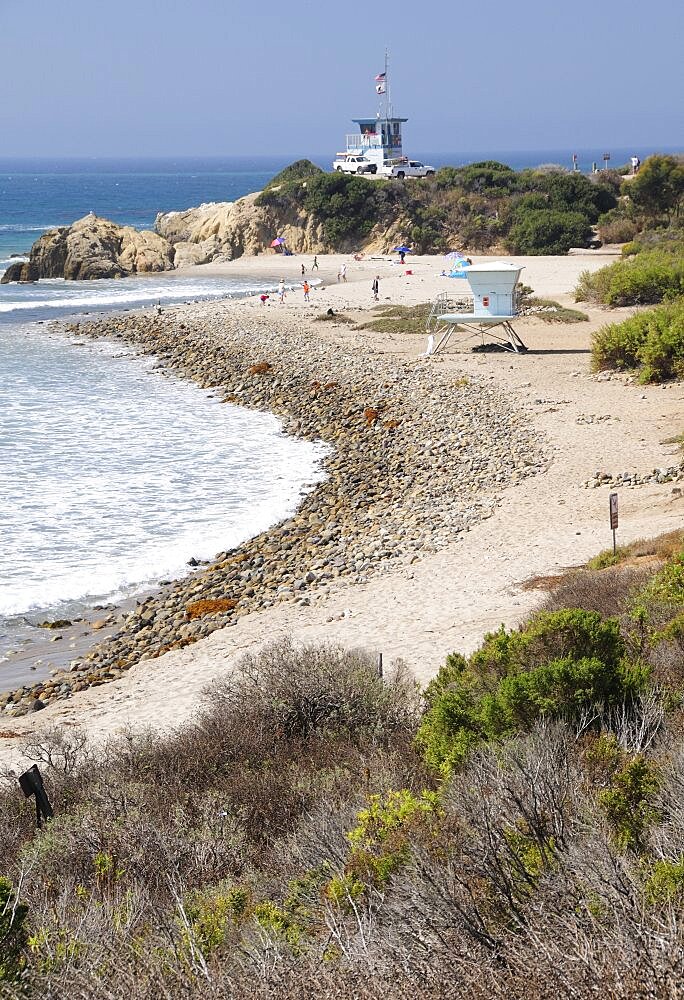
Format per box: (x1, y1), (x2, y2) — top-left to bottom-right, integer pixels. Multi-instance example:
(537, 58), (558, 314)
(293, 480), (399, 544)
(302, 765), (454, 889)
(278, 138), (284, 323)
(375, 72), (386, 81)
(375, 72), (386, 94)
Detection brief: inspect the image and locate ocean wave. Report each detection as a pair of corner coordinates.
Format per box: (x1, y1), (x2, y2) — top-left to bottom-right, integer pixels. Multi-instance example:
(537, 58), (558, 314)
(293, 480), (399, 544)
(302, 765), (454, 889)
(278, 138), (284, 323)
(0, 223), (56, 232)
(0, 285), (264, 313)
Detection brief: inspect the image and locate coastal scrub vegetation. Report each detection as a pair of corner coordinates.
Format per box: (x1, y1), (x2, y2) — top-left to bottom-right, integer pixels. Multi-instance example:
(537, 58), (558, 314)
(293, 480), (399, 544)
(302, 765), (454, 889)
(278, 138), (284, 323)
(5, 536), (684, 997)
(255, 158), (618, 254)
(590, 298), (684, 382)
(576, 246), (684, 306)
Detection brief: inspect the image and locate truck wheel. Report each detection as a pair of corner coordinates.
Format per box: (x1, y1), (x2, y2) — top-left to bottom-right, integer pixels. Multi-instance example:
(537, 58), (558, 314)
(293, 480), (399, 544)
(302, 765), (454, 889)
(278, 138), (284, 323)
(426, 170), (435, 176)
(335, 166), (343, 172)
(369, 164), (377, 174)
(357, 166), (365, 174)
(396, 171), (405, 179)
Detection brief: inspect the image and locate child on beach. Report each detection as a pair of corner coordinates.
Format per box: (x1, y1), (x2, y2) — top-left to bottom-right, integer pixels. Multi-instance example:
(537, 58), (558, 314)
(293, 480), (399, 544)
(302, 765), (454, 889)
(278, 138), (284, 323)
(303, 280), (310, 302)
(278, 279), (286, 304)
(372, 275), (379, 301)
(259, 294), (269, 305)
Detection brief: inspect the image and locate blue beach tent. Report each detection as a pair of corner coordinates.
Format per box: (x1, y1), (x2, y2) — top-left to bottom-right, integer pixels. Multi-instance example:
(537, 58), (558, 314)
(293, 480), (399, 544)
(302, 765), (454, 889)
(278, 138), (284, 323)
(445, 252), (470, 278)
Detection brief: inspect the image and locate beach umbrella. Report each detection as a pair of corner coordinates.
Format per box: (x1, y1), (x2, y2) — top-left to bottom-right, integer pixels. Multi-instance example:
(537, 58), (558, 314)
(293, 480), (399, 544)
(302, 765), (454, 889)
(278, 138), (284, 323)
(270, 237), (285, 247)
(392, 246), (412, 254)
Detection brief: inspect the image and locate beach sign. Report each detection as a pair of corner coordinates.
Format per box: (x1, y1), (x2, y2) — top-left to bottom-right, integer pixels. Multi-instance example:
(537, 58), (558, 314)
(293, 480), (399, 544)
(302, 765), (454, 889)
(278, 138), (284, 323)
(609, 492), (618, 553)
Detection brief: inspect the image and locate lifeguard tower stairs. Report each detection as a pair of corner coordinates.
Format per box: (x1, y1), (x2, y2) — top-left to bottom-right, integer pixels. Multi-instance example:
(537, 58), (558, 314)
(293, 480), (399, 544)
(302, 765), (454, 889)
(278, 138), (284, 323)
(426, 262), (527, 354)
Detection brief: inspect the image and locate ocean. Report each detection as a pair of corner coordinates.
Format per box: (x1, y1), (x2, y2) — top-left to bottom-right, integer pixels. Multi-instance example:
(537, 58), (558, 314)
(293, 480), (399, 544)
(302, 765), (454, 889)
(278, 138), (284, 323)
(0, 157), (328, 684)
(0, 148), (678, 684)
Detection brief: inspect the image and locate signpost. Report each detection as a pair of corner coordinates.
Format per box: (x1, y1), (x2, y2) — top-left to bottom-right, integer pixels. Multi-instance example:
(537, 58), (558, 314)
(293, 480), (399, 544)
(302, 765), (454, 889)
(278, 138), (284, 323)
(609, 492), (619, 555)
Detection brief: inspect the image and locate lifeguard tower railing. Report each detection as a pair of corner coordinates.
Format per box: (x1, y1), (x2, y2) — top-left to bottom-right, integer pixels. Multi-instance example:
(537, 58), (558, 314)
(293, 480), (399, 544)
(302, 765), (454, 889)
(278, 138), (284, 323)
(346, 133), (384, 152)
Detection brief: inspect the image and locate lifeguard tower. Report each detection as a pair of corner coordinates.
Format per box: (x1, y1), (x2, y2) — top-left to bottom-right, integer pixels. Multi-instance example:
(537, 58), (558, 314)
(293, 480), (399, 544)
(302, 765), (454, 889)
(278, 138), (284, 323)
(338, 52), (412, 172)
(344, 115), (408, 171)
(425, 261), (528, 354)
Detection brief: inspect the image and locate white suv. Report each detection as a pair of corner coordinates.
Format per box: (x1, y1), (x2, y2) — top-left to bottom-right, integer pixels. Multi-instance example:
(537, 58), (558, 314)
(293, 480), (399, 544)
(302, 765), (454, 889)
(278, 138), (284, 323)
(332, 156), (378, 175)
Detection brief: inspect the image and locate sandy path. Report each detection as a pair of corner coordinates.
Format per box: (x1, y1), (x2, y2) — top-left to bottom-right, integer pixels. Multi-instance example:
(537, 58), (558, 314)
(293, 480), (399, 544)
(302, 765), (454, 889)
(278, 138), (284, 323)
(1, 251), (682, 768)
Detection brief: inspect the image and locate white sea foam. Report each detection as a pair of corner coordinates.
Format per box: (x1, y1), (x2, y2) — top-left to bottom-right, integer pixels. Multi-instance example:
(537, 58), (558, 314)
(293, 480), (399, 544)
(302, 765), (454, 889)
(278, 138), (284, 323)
(0, 224), (56, 232)
(0, 319), (326, 621)
(0, 276), (278, 315)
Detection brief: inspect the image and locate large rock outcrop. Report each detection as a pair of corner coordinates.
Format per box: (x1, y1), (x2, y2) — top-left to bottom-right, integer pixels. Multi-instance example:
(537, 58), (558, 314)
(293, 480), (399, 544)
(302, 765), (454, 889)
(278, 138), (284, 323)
(1, 215), (175, 283)
(3, 193), (411, 284)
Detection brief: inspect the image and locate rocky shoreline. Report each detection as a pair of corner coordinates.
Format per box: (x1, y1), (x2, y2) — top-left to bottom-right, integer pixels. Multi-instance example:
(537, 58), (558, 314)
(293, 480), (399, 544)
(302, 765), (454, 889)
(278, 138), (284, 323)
(1, 304), (547, 716)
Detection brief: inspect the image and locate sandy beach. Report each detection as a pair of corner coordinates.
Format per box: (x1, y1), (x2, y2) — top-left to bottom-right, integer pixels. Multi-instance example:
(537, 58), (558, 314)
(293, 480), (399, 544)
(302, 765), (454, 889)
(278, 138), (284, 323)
(1, 249), (683, 769)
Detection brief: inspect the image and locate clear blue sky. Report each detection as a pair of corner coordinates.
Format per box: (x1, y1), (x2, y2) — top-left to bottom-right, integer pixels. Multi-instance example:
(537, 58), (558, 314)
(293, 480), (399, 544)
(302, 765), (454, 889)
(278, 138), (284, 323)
(2, 0), (682, 157)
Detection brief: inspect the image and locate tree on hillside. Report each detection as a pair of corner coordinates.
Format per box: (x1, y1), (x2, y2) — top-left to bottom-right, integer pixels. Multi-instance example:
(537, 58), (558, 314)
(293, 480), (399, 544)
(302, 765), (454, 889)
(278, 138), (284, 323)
(623, 155), (684, 224)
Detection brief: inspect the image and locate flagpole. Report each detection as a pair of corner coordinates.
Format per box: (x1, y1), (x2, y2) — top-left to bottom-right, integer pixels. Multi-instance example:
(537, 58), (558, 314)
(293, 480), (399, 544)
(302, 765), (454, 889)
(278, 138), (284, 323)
(385, 49), (391, 119)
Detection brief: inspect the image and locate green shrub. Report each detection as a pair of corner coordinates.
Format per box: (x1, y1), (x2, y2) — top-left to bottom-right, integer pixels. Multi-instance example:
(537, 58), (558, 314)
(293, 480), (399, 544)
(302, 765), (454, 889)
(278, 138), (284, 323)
(598, 215), (639, 244)
(508, 209), (593, 255)
(623, 155), (684, 224)
(263, 159), (323, 190)
(417, 610), (647, 774)
(576, 248), (684, 305)
(599, 755), (660, 852)
(591, 299), (684, 382)
(643, 857), (684, 903)
(629, 549), (684, 659)
(185, 883), (250, 955)
(338, 789), (441, 891)
(0, 877), (28, 981)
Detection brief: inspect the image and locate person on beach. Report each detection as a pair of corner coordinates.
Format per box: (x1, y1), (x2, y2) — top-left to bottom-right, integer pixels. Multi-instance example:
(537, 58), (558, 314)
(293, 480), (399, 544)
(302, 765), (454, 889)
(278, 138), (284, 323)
(303, 280), (310, 302)
(278, 279), (286, 304)
(372, 275), (380, 301)
(301, 263), (306, 276)
(260, 294), (269, 305)
(399, 250), (405, 265)
(340, 262), (347, 282)
(312, 256), (319, 270)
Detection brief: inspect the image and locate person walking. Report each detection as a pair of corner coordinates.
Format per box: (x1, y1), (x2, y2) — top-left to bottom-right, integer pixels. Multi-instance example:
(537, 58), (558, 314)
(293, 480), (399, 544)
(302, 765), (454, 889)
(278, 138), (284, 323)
(372, 275), (379, 301)
(301, 263), (306, 276)
(340, 262), (347, 282)
(399, 250), (405, 265)
(303, 280), (310, 302)
(278, 278), (286, 304)
(312, 255), (319, 271)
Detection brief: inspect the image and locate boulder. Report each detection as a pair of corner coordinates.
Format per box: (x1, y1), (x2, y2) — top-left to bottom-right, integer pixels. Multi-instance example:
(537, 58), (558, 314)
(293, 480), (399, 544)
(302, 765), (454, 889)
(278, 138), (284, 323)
(2, 214), (175, 283)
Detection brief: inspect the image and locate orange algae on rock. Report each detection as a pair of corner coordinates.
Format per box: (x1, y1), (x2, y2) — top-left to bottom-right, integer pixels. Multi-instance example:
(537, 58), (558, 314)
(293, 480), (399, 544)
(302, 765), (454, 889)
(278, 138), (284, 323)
(185, 598), (239, 621)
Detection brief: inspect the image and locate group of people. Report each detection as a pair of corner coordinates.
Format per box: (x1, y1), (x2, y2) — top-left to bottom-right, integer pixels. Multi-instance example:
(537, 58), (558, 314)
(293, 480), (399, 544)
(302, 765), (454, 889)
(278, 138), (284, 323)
(258, 257), (382, 306)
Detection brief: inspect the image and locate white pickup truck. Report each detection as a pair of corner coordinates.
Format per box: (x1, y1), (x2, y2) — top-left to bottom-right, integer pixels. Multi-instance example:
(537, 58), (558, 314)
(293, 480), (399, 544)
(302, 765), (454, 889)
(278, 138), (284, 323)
(332, 155), (378, 175)
(378, 159), (436, 179)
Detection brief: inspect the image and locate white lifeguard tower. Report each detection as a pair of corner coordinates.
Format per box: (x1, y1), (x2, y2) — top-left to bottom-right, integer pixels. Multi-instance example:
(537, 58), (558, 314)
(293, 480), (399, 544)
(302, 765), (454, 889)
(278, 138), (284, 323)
(425, 261), (528, 354)
(343, 115), (408, 171)
(338, 52), (411, 172)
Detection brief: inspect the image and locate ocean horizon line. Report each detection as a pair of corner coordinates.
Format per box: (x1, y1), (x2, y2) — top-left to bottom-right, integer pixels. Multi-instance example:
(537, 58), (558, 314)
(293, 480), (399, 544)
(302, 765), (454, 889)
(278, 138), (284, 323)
(1, 145), (682, 171)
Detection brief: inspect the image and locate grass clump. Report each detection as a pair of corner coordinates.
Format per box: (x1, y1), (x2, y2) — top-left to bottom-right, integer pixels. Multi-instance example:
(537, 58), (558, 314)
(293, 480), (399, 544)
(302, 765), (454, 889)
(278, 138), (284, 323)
(355, 302), (432, 335)
(313, 311), (354, 324)
(591, 298), (684, 382)
(586, 547), (633, 570)
(523, 297), (589, 323)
